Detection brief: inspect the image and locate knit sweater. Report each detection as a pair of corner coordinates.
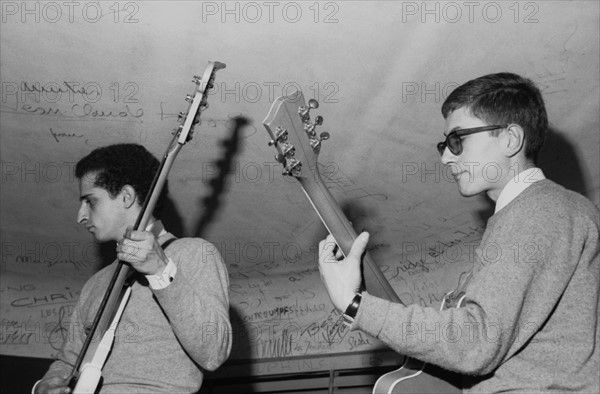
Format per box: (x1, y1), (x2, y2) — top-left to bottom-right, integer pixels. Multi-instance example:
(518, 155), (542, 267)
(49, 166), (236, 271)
(41, 230), (232, 393)
(356, 179), (600, 392)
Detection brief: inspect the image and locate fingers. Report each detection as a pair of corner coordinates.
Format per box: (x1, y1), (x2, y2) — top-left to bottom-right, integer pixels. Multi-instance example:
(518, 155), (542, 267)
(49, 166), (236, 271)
(35, 375), (72, 394)
(317, 233), (367, 312)
(123, 227), (152, 241)
(118, 239), (140, 257)
(348, 232), (369, 260)
(116, 228), (167, 275)
(319, 234), (339, 263)
(319, 232), (370, 263)
(331, 242), (343, 260)
(117, 229), (154, 259)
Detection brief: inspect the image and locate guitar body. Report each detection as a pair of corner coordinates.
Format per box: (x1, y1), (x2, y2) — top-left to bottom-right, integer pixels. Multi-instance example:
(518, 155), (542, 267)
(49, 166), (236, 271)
(263, 90), (463, 394)
(374, 358), (462, 394)
(373, 290), (468, 393)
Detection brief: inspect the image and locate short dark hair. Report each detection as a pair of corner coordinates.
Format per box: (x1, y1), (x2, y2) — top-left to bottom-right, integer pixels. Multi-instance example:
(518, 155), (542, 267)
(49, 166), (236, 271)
(75, 143), (167, 216)
(441, 72), (548, 161)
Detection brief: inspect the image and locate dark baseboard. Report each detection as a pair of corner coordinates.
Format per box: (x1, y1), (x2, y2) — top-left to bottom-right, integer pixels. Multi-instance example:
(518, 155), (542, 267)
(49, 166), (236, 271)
(0, 355), (53, 394)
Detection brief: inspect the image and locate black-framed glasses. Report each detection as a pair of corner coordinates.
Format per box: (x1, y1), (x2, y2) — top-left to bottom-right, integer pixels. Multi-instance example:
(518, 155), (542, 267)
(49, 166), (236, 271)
(437, 124), (508, 156)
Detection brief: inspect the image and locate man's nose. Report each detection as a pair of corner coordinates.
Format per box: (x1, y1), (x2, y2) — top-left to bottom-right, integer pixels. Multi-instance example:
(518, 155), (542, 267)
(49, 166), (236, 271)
(77, 204), (87, 224)
(440, 146), (456, 165)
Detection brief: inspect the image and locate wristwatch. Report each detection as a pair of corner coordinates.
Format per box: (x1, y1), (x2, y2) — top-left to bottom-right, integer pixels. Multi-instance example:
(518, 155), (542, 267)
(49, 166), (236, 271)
(342, 292), (362, 326)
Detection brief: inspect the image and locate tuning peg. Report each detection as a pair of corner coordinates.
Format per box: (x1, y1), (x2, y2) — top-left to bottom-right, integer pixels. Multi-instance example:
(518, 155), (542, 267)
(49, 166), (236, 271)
(185, 94), (194, 102)
(304, 115), (324, 137)
(282, 143), (295, 157)
(283, 158), (302, 177)
(268, 127), (288, 147)
(172, 124), (184, 135)
(275, 153), (286, 164)
(299, 99), (320, 123)
(309, 131), (330, 153)
(178, 111), (186, 121)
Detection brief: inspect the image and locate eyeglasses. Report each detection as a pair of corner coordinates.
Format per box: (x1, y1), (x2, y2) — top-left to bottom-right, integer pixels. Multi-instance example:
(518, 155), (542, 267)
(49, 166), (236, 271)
(437, 124), (508, 156)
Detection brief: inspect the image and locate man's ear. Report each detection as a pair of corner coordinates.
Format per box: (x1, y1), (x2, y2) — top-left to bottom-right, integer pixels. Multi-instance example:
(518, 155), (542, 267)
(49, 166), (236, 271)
(505, 124), (526, 157)
(119, 185), (137, 209)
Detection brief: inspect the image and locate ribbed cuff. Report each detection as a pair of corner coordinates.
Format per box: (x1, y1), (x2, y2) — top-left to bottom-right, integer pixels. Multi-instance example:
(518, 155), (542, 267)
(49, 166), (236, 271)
(353, 291), (392, 337)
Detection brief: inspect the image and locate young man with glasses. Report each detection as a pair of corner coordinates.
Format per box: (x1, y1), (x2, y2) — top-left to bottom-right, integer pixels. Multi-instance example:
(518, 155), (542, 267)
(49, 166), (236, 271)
(319, 72), (599, 392)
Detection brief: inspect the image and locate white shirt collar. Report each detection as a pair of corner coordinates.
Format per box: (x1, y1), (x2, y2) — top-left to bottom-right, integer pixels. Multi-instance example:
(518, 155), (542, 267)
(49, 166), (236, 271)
(146, 220), (167, 237)
(495, 167), (546, 213)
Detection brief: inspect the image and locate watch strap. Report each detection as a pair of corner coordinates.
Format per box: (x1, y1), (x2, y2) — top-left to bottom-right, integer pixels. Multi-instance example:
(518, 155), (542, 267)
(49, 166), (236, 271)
(342, 292), (362, 326)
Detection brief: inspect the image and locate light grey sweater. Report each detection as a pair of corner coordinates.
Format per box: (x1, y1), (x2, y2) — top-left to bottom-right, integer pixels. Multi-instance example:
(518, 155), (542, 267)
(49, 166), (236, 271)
(41, 231), (232, 393)
(356, 180), (600, 392)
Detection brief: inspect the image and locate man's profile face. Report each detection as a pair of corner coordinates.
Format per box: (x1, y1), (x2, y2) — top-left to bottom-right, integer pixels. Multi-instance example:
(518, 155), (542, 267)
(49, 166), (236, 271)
(76, 172), (129, 242)
(440, 107), (507, 200)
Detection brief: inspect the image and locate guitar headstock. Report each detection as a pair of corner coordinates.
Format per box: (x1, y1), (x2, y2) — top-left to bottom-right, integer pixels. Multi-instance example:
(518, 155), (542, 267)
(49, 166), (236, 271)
(175, 61), (226, 145)
(263, 90), (330, 178)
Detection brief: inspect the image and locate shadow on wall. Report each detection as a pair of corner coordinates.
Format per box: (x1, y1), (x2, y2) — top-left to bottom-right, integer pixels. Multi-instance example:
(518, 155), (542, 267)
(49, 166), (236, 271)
(537, 126), (589, 198)
(195, 116), (248, 238)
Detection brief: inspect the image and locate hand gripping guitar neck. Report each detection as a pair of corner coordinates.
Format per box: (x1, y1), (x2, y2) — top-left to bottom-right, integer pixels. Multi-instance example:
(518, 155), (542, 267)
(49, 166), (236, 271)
(69, 61), (225, 394)
(263, 90), (462, 394)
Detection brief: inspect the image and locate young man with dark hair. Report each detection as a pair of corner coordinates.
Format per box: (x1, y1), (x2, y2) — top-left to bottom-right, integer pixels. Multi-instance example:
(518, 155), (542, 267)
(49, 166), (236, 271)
(34, 143), (232, 394)
(319, 73), (599, 392)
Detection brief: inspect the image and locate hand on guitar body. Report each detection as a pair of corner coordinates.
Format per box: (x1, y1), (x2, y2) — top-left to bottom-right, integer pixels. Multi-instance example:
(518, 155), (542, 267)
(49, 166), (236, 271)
(318, 232), (369, 313)
(117, 227), (169, 276)
(34, 62), (230, 394)
(33, 372), (72, 394)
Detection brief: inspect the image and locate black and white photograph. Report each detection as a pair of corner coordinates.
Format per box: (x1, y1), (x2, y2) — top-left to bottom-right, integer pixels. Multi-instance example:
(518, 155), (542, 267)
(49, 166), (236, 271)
(1, 1), (598, 393)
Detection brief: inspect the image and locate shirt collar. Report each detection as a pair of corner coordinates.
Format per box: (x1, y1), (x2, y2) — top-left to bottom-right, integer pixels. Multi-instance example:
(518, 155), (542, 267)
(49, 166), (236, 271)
(495, 167), (546, 213)
(146, 220), (167, 237)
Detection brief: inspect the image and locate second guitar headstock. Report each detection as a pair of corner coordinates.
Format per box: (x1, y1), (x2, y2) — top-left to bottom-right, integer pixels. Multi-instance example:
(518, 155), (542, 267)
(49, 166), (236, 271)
(263, 90), (330, 178)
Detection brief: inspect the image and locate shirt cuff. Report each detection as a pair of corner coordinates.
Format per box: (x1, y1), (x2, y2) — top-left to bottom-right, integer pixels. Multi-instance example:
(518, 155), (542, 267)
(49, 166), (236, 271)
(146, 258), (177, 290)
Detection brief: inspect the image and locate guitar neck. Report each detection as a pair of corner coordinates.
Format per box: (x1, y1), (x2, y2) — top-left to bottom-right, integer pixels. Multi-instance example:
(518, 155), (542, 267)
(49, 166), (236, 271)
(73, 137), (182, 368)
(73, 261), (130, 369)
(69, 61), (225, 391)
(299, 168), (402, 304)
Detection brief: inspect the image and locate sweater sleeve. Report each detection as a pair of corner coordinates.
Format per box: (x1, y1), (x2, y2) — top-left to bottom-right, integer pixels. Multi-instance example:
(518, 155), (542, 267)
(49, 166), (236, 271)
(354, 195), (592, 375)
(39, 273), (99, 384)
(39, 306), (81, 384)
(151, 238), (232, 371)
